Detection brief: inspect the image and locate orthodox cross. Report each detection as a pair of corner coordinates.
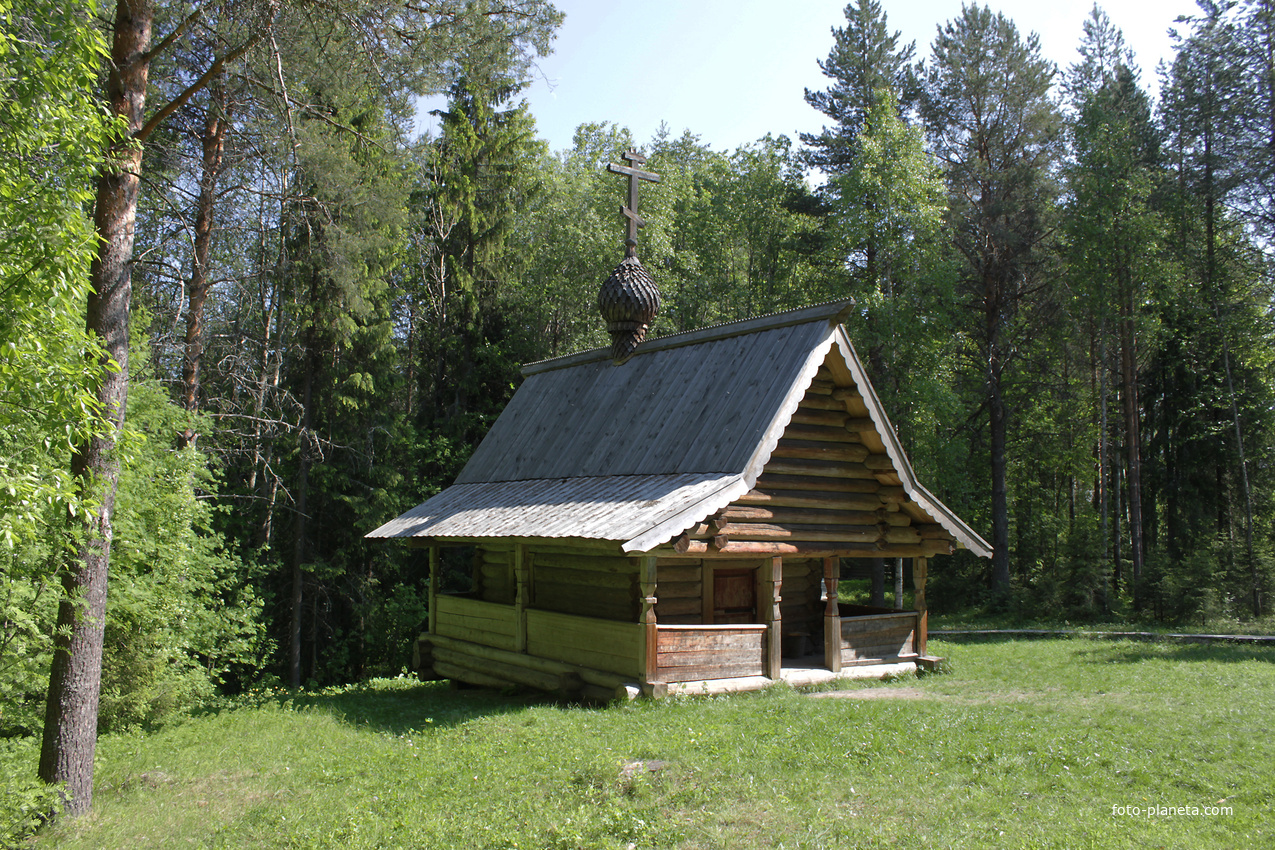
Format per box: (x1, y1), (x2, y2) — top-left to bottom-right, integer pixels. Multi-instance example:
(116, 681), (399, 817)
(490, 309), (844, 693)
(607, 150), (660, 257)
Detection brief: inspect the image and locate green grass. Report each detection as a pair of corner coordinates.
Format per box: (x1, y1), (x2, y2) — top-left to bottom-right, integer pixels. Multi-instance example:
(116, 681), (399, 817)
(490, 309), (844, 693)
(33, 638), (1274, 849)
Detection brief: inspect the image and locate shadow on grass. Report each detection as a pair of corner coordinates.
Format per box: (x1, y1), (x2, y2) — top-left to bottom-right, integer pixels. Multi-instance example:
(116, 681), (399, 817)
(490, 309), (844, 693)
(1071, 641), (1275, 666)
(196, 679), (592, 735)
(934, 632), (1274, 665)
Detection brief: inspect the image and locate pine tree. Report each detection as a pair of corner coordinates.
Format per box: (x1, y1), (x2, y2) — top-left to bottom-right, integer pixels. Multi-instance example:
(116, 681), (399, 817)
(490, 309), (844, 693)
(803, 0), (916, 176)
(921, 4), (1063, 599)
(1156, 0), (1273, 617)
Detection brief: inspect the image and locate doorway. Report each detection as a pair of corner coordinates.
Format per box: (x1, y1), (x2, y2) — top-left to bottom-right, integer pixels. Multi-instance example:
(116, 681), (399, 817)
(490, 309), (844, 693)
(712, 567), (757, 623)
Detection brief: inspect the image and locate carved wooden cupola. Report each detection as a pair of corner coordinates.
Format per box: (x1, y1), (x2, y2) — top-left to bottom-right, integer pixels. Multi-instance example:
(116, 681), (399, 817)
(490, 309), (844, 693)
(598, 150), (661, 364)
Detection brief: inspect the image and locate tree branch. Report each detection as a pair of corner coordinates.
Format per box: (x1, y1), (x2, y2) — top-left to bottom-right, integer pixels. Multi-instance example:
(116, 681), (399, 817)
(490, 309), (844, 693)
(141, 7), (203, 65)
(137, 35), (265, 142)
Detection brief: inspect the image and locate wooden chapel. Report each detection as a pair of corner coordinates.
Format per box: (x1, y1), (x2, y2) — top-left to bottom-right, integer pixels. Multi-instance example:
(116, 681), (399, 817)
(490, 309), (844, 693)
(366, 152), (991, 700)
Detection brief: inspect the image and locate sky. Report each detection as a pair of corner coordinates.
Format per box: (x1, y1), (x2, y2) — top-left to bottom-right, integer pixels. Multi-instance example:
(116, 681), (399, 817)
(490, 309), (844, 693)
(415, 0), (1204, 153)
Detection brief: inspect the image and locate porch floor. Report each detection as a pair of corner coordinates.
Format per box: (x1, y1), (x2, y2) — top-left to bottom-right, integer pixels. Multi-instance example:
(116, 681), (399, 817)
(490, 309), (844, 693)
(779, 654), (917, 687)
(661, 655), (917, 696)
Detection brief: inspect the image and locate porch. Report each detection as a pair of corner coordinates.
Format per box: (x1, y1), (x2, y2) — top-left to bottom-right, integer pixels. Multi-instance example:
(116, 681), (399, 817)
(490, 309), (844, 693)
(420, 588), (928, 699)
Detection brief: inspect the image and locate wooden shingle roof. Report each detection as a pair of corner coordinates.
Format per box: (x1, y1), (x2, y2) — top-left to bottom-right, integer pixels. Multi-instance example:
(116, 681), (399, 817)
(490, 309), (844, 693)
(367, 301), (991, 558)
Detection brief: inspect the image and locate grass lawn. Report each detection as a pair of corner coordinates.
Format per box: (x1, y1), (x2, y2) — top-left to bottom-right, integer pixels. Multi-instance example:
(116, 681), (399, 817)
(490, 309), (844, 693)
(34, 638), (1273, 849)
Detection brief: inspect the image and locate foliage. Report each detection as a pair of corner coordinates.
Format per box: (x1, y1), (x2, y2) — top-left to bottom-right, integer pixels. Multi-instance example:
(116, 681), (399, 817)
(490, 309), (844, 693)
(7, 3), (1275, 835)
(922, 4), (1064, 598)
(0, 0), (112, 749)
(802, 0), (917, 176)
(1, 339), (271, 738)
(0, 0), (111, 546)
(834, 88), (945, 288)
(102, 368), (270, 731)
(0, 737), (61, 849)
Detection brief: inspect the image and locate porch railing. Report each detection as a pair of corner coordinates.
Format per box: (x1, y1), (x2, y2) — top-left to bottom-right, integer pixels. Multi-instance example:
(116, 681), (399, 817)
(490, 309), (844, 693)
(655, 624), (768, 683)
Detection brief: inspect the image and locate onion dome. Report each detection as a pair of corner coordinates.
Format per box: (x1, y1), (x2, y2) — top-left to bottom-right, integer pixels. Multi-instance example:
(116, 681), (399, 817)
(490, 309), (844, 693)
(598, 255), (660, 364)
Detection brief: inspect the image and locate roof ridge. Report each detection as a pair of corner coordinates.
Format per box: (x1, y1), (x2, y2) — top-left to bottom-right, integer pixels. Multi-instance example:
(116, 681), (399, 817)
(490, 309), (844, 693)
(522, 298), (856, 376)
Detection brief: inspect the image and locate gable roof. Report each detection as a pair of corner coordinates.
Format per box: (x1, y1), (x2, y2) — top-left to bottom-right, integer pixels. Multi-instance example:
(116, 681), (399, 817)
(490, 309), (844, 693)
(367, 301), (991, 558)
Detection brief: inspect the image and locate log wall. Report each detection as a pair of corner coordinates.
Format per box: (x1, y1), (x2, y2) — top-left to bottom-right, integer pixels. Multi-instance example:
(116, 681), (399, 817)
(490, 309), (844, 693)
(655, 624), (767, 682)
(476, 545), (514, 604)
(667, 357), (958, 560)
(433, 595), (517, 651)
(654, 559), (703, 624)
(531, 548), (638, 621)
(426, 632), (636, 702)
(526, 609), (643, 678)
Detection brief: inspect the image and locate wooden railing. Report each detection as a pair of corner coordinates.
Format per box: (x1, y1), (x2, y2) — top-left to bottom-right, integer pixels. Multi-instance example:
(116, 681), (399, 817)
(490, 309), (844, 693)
(526, 609), (643, 678)
(433, 595), (518, 651)
(655, 624), (767, 683)
(838, 605), (918, 665)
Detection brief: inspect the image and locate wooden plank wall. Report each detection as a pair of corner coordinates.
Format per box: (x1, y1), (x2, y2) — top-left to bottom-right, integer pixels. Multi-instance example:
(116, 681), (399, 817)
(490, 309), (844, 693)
(655, 625), (767, 682)
(839, 611), (918, 665)
(433, 595), (518, 651)
(526, 609), (643, 678)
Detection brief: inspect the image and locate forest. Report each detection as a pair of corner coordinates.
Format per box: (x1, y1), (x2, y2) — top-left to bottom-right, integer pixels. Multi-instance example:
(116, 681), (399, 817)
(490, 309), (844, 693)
(1, 0), (1273, 825)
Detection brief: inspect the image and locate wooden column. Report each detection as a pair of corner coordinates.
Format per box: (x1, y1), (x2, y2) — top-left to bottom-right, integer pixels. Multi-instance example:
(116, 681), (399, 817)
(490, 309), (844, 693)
(913, 556), (928, 656)
(639, 555), (658, 685)
(427, 545), (439, 635)
(762, 556), (783, 679)
(514, 544), (530, 653)
(822, 556), (842, 673)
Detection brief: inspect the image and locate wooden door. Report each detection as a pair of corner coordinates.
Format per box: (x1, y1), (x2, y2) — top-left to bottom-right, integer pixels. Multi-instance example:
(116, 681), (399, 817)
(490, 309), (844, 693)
(713, 568), (757, 623)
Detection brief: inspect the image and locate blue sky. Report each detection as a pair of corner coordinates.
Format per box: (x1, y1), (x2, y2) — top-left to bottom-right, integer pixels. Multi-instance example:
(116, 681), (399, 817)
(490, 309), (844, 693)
(417, 0), (1202, 153)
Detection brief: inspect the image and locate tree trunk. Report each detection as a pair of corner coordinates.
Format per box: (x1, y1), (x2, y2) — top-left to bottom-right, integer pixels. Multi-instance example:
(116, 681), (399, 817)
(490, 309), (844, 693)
(178, 80), (229, 448)
(40, 0), (152, 816)
(1118, 275), (1144, 606)
(290, 338), (315, 689)
(989, 329), (1011, 598)
(1214, 303), (1259, 616)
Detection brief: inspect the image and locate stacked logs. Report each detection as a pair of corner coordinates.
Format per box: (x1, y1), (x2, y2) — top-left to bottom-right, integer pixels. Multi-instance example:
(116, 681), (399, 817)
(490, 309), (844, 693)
(476, 546), (514, 604)
(672, 375), (955, 558)
(652, 560), (702, 624)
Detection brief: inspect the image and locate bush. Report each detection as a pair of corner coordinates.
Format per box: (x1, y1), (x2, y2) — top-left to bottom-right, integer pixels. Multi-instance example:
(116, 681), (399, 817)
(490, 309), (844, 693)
(0, 737), (60, 848)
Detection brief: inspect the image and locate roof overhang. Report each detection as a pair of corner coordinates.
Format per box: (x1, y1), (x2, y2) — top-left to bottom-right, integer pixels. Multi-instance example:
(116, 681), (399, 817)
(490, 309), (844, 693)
(366, 472), (750, 551)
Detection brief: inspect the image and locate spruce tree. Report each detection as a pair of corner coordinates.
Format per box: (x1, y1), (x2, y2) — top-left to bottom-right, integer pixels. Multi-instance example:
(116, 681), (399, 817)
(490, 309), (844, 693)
(1062, 6), (1165, 607)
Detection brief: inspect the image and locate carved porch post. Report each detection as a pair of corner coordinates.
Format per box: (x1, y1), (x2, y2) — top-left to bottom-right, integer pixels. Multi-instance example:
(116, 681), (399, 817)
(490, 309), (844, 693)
(639, 555), (658, 686)
(823, 556), (842, 673)
(913, 556), (928, 656)
(762, 557), (783, 679)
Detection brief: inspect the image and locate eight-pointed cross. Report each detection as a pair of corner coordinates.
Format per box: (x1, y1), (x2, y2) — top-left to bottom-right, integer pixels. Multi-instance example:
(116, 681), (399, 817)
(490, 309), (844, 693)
(607, 150), (660, 257)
